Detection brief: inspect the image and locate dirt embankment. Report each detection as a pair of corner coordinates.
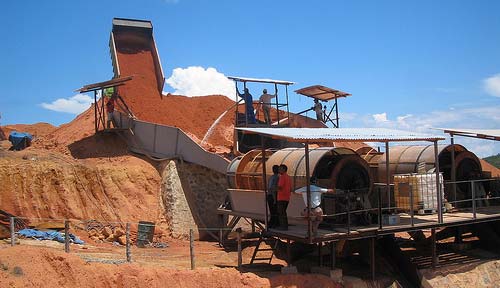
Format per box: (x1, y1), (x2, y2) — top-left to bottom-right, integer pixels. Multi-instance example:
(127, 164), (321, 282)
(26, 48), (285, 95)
(0, 147), (162, 225)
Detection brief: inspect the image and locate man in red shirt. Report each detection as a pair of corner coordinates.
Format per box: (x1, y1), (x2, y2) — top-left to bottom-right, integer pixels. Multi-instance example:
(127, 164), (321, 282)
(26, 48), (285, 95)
(277, 164), (292, 230)
(106, 92), (117, 129)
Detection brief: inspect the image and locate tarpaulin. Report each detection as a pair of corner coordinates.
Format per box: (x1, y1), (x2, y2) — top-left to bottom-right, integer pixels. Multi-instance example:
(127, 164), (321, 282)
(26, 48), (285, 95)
(8, 131), (33, 151)
(18, 228), (84, 245)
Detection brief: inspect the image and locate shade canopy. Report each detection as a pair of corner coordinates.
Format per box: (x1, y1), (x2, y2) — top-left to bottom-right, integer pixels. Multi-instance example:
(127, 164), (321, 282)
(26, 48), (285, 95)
(295, 85), (351, 101)
(228, 76), (294, 85)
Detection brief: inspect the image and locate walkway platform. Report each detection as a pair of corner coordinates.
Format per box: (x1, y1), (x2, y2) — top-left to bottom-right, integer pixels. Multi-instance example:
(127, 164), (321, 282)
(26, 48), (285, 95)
(218, 206), (500, 244)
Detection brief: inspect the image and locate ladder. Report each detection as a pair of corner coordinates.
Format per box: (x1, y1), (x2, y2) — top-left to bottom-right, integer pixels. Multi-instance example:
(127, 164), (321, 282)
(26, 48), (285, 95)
(250, 235), (278, 265)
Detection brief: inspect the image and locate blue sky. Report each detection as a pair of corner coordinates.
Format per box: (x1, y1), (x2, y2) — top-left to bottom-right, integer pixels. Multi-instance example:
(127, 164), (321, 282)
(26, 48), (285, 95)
(1, 0), (499, 156)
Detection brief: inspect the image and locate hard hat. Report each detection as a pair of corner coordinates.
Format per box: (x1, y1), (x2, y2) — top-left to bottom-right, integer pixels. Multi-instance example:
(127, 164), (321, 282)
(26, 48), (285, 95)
(263, 89), (267, 93)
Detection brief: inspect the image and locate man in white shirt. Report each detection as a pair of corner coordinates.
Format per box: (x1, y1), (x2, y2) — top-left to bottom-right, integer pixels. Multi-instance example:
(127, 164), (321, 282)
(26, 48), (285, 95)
(259, 89), (276, 125)
(295, 177), (333, 235)
(313, 99), (324, 122)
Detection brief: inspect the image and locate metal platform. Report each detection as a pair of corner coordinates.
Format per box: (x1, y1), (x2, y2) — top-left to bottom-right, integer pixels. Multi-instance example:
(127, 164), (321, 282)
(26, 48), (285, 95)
(218, 206), (500, 244)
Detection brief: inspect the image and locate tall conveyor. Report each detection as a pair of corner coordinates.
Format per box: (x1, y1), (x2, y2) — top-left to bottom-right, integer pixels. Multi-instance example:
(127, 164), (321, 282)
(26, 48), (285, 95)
(104, 18), (228, 174)
(109, 18), (165, 93)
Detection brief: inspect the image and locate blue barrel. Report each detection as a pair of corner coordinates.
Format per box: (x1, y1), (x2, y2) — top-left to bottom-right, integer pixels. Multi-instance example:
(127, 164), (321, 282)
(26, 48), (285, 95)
(136, 221), (155, 247)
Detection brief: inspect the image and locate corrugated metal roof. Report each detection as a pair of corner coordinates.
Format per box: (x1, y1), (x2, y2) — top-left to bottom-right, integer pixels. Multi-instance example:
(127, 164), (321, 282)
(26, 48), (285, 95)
(295, 85), (351, 101)
(227, 76), (294, 85)
(237, 127), (445, 142)
(437, 128), (500, 141)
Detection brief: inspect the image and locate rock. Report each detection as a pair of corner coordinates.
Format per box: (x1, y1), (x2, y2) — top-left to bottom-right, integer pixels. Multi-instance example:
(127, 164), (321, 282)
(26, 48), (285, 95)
(12, 266), (23, 276)
(117, 235), (127, 245)
(88, 230), (97, 238)
(113, 227), (125, 238)
(0, 225), (10, 239)
(103, 227), (112, 238)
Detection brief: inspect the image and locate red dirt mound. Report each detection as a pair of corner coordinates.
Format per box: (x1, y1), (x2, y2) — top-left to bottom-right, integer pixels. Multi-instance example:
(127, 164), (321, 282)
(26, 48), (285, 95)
(2, 122), (57, 139)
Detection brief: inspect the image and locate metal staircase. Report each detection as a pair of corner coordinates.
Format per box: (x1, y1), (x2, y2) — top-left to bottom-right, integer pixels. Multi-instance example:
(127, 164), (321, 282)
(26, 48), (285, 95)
(250, 234), (278, 265)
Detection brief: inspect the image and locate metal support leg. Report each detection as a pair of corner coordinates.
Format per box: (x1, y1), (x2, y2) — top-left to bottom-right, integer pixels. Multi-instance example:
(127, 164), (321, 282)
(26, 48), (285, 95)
(219, 214), (224, 247)
(370, 237), (375, 281)
(287, 239), (291, 267)
(431, 228), (437, 269)
(190, 229), (195, 270)
(471, 181), (477, 219)
(330, 242), (336, 269)
(237, 228), (242, 268)
(126, 223), (131, 262)
(10, 217), (15, 246)
(318, 242), (323, 267)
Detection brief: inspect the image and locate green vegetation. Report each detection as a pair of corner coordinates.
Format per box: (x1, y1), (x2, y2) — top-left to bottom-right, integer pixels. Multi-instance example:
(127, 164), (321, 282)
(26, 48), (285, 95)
(484, 154), (500, 168)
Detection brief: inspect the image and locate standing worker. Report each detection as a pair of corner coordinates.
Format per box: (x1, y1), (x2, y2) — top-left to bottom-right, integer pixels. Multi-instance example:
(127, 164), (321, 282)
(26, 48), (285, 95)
(259, 88), (276, 125)
(313, 99), (324, 122)
(236, 87), (257, 124)
(267, 165), (280, 228)
(105, 87), (117, 129)
(276, 164), (292, 230)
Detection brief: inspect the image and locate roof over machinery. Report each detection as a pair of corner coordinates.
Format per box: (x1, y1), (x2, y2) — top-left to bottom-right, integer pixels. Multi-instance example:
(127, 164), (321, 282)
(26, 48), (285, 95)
(295, 85), (351, 101)
(227, 76), (295, 85)
(436, 128), (500, 141)
(237, 127), (445, 143)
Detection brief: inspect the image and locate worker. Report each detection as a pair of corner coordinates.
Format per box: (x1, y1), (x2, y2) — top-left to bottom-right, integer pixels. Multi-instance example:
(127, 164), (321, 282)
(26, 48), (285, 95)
(259, 88), (276, 125)
(313, 99), (323, 122)
(276, 164), (292, 230)
(295, 177), (333, 235)
(267, 165), (280, 228)
(105, 89), (117, 129)
(236, 87), (256, 124)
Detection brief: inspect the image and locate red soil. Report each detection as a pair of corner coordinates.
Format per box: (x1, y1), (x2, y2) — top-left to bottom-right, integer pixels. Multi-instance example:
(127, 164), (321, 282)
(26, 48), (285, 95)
(2, 123), (57, 139)
(0, 245), (341, 288)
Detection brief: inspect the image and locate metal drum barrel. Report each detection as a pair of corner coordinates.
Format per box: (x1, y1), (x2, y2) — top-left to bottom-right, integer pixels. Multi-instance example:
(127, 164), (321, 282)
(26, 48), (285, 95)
(226, 156), (241, 189)
(371, 144), (482, 183)
(227, 147), (372, 192)
(136, 221), (155, 247)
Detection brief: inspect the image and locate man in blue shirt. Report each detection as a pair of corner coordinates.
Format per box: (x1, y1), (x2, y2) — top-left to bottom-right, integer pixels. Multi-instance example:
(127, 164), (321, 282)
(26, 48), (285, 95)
(236, 87), (256, 124)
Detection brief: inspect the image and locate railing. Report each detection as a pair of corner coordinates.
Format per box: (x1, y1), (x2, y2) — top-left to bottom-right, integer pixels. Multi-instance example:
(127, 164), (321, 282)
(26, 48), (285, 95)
(313, 177), (500, 236)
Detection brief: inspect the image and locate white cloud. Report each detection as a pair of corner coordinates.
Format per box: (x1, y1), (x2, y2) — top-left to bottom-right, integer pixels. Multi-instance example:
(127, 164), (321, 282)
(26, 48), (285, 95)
(372, 112), (388, 123)
(40, 94), (93, 114)
(483, 73), (500, 97)
(165, 66), (235, 100)
(355, 106), (500, 157)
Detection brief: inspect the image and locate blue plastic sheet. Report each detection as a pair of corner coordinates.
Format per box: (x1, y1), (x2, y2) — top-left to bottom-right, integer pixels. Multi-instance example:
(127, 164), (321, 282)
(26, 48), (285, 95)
(18, 229), (84, 245)
(8, 131), (33, 150)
